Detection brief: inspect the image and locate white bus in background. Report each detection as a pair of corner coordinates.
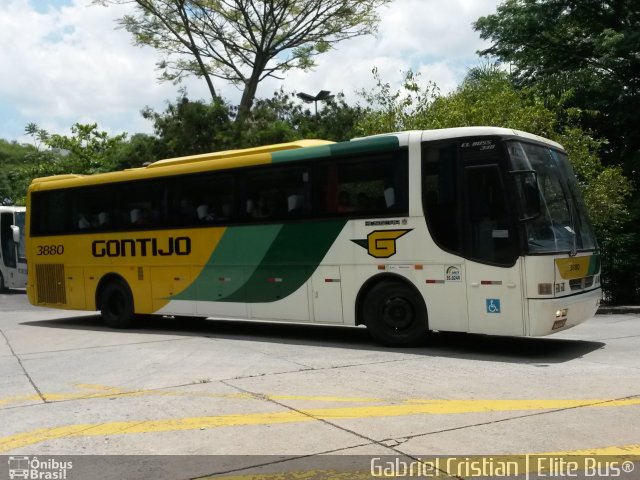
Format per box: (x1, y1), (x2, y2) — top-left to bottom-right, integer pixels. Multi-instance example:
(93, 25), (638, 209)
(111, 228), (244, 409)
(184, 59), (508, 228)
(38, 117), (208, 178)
(0, 206), (27, 290)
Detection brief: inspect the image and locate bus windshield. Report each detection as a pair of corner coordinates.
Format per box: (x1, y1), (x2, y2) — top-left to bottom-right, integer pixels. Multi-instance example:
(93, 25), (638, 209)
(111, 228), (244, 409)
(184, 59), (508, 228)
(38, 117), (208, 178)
(508, 141), (597, 254)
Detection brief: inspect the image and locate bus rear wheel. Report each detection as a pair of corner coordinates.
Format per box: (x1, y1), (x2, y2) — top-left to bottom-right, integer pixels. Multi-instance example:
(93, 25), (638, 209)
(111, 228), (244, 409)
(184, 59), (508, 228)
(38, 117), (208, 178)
(0, 272), (5, 291)
(99, 280), (135, 329)
(363, 280), (428, 346)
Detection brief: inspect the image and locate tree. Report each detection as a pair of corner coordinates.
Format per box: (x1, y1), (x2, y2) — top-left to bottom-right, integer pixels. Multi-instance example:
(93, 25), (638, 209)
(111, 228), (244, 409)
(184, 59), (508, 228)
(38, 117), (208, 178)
(96, 0), (391, 123)
(108, 133), (159, 170)
(242, 88), (363, 146)
(44, 123), (128, 174)
(141, 94), (234, 158)
(0, 138), (39, 204)
(356, 68), (439, 134)
(473, 0), (640, 169)
(5, 123), (128, 204)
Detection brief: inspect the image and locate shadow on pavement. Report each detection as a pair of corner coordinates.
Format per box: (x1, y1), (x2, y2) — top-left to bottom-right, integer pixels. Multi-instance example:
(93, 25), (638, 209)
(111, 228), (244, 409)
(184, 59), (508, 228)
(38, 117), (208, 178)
(22, 313), (605, 365)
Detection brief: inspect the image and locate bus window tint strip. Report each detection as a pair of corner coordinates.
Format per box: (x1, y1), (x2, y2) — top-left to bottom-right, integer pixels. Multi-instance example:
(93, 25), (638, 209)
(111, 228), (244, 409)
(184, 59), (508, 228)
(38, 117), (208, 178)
(30, 147), (409, 236)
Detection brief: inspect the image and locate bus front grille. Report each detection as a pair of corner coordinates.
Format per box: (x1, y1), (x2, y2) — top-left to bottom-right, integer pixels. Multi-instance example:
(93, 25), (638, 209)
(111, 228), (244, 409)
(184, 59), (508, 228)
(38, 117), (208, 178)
(35, 264), (67, 304)
(569, 276), (594, 291)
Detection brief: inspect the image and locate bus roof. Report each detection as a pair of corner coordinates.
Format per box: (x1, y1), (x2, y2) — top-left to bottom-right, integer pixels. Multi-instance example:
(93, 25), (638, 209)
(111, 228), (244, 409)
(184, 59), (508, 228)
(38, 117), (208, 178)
(356, 127), (564, 151)
(28, 135), (401, 191)
(146, 139), (332, 168)
(0, 205), (26, 212)
(420, 126), (564, 150)
(28, 127), (563, 191)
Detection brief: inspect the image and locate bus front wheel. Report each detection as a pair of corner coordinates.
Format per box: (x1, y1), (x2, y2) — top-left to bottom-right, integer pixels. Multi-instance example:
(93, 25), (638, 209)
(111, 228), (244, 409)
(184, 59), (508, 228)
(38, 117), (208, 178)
(99, 280), (135, 329)
(363, 280), (428, 346)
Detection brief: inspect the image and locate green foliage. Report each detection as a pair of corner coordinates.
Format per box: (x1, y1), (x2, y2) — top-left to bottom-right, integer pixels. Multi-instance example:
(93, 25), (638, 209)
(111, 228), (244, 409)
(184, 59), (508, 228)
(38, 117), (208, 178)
(241, 89), (363, 147)
(0, 138), (38, 204)
(2, 123), (128, 205)
(141, 94), (234, 159)
(45, 123), (128, 174)
(107, 133), (158, 170)
(473, 0), (640, 186)
(356, 68), (439, 134)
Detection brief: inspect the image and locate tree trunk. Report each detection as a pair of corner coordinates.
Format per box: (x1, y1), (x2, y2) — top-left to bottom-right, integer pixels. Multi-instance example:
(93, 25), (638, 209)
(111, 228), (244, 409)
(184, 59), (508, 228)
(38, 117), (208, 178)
(235, 54), (268, 125)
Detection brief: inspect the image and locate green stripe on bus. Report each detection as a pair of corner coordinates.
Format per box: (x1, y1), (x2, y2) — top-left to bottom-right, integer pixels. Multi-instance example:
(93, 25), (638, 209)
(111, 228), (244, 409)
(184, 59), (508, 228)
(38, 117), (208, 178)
(588, 254), (601, 276)
(173, 224), (282, 302)
(329, 135), (400, 156)
(271, 145), (332, 163)
(220, 220), (347, 303)
(172, 220), (346, 303)
(270, 136), (400, 164)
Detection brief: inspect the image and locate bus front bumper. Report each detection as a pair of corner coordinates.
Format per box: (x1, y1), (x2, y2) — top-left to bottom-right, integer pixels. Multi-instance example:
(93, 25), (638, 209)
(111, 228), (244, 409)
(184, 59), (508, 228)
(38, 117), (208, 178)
(527, 288), (602, 336)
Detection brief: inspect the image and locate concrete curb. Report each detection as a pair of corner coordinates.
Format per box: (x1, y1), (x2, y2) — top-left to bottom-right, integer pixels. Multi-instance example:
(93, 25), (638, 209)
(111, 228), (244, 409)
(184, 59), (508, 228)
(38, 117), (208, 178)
(597, 305), (640, 315)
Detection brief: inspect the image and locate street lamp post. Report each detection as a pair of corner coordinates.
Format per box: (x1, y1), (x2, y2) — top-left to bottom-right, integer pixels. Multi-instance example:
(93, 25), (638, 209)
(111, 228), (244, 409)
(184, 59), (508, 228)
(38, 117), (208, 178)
(296, 90), (334, 116)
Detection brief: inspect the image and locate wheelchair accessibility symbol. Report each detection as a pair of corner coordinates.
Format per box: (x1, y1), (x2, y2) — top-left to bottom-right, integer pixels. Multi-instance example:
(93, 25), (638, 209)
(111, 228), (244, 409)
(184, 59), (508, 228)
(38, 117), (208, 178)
(486, 299), (501, 314)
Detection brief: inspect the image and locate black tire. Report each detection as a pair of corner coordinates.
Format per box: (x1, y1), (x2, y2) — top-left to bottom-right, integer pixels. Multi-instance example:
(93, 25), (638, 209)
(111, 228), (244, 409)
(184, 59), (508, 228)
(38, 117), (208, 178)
(99, 280), (135, 328)
(0, 271), (5, 291)
(363, 280), (428, 346)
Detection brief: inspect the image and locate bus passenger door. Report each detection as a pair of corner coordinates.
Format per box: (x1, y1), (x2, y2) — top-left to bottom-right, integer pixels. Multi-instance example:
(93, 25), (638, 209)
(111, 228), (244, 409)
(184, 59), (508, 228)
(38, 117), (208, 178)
(463, 164), (525, 336)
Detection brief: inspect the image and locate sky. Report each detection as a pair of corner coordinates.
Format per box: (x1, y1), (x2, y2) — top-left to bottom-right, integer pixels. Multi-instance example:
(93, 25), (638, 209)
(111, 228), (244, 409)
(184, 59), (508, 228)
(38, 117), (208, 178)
(0, 0), (502, 144)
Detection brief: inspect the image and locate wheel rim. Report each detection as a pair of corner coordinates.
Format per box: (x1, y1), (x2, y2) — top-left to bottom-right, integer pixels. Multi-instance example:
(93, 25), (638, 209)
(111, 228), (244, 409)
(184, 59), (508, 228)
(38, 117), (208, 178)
(380, 295), (415, 331)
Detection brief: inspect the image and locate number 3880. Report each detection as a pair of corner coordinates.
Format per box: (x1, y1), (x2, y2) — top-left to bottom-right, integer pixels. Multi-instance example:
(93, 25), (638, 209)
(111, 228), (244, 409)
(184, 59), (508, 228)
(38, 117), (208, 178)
(37, 245), (64, 256)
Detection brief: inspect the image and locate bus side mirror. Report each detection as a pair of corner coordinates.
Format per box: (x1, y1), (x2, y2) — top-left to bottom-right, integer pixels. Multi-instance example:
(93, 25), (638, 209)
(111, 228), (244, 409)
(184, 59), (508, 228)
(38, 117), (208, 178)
(511, 171), (541, 221)
(11, 225), (20, 243)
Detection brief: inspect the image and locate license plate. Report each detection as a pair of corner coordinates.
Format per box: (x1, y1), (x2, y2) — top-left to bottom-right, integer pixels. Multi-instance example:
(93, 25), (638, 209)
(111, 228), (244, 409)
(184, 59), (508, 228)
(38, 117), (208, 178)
(552, 319), (567, 330)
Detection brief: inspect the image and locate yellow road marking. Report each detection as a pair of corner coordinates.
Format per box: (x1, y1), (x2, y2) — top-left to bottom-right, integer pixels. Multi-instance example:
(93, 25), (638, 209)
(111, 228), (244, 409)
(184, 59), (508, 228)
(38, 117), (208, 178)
(0, 384), (390, 408)
(1, 395), (639, 452)
(0, 385), (258, 407)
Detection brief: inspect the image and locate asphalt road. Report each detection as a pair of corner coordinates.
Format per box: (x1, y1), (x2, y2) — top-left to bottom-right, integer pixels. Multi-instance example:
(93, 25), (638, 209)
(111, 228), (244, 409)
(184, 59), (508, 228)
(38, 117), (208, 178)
(1, 289), (639, 479)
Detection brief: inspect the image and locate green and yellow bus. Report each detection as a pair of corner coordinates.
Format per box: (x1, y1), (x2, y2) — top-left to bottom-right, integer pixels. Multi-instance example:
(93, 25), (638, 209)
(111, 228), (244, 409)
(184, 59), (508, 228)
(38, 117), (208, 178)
(26, 128), (602, 345)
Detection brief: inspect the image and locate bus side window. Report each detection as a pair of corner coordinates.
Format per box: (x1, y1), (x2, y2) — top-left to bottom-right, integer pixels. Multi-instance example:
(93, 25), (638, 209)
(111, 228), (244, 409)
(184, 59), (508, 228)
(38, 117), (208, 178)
(422, 142), (462, 255)
(318, 151), (408, 217)
(464, 165), (517, 265)
(246, 166), (309, 221)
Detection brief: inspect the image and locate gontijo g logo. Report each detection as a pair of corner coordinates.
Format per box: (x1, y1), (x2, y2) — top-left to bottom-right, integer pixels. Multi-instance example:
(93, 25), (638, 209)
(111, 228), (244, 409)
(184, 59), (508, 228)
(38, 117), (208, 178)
(351, 229), (412, 258)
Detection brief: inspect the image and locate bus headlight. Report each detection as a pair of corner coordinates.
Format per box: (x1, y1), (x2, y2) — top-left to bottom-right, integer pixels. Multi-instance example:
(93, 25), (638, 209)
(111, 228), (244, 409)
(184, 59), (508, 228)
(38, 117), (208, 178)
(555, 308), (568, 319)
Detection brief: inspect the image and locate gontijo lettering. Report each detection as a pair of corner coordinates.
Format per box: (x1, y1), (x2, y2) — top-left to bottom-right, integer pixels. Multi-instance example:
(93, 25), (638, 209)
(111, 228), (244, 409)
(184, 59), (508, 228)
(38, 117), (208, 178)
(92, 237), (191, 257)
